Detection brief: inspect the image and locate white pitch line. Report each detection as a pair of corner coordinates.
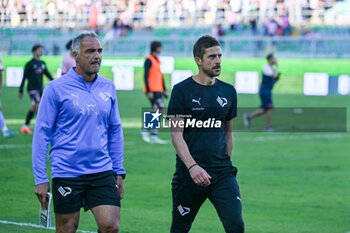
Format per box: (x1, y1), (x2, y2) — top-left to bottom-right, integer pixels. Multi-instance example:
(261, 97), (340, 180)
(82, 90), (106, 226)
(0, 144), (31, 149)
(4, 119), (34, 125)
(0, 142), (136, 149)
(237, 133), (347, 142)
(0, 220), (94, 233)
(5, 118), (141, 128)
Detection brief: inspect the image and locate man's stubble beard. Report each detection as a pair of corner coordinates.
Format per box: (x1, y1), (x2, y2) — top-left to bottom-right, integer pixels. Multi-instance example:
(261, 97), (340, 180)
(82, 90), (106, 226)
(202, 66), (220, 78)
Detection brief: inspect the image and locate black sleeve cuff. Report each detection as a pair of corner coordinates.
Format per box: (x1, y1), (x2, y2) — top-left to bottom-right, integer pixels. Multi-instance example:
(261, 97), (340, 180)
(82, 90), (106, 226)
(117, 174), (126, 179)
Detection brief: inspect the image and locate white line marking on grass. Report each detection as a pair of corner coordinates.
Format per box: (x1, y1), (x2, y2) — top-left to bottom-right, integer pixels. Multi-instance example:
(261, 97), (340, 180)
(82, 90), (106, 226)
(0, 220), (94, 233)
(0, 144), (31, 149)
(253, 134), (344, 141)
(5, 119), (35, 125)
(237, 133), (347, 142)
(0, 141), (136, 149)
(5, 118), (142, 128)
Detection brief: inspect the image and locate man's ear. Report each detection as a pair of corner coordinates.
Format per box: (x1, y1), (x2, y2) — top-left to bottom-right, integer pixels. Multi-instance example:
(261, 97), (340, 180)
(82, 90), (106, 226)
(72, 51), (79, 63)
(194, 56), (202, 66)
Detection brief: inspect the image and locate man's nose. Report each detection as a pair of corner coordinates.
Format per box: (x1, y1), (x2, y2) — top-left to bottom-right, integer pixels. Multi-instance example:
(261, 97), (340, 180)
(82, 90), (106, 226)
(93, 51), (101, 59)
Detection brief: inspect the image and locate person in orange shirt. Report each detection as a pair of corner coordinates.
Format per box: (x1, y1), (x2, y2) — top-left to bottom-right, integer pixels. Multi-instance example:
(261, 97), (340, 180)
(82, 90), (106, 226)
(142, 41), (168, 144)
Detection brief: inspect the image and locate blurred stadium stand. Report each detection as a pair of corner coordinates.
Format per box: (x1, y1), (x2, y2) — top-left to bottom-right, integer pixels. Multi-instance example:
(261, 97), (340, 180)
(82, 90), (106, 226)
(1, 0), (349, 28)
(1, 26), (349, 58)
(0, 0), (349, 58)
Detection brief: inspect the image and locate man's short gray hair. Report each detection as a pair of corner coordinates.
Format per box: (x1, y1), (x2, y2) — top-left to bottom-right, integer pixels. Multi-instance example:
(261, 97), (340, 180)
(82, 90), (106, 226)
(72, 32), (99, 53)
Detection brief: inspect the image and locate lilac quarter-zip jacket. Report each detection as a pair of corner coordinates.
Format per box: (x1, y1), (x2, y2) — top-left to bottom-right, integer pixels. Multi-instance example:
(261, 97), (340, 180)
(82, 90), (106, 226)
(32, 68), (125, 185)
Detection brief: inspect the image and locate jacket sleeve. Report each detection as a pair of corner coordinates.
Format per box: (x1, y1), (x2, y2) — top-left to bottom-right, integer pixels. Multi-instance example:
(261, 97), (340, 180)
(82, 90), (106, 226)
(32, 84), (58, 185)
(108, 85), (125, 176)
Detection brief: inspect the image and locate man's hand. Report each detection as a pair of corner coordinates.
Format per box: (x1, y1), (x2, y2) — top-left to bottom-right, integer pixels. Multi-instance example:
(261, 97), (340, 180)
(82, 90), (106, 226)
(18, 93), (23, 99)
(146, 92), (154, 101)
(189, 165), (212, 187)
(34, 182), (50, 209)
(116, 176), (124, 199)
(162, 90), (169, 99)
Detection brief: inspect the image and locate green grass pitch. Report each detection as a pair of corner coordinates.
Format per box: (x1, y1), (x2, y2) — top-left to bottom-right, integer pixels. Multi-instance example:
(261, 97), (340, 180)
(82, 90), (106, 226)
(0, 56), (349, 232)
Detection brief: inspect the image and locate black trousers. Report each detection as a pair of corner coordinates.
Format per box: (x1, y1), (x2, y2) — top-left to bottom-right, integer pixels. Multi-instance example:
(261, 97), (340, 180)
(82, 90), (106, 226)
(171, 167), (244, 233)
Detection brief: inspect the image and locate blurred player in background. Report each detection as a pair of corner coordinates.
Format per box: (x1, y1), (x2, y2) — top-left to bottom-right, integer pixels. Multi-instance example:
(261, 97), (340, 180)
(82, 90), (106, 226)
(141, 41), (168, 144)
(243, 53), (279, 132)
(19, 44), (54, 134)
(0, 53), (18, 138)
(168, 35), (244, 233)
(61, 39), (76, 75)
(33, 32), (125, 233)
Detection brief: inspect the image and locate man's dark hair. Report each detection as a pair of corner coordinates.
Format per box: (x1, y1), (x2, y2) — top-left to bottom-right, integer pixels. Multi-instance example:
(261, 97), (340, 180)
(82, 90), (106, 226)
(266, 53), (274, 61)
(66, 39), (73, 50)
(193, 35), (220, 58)
(32, 44), (43, 53)
(151, 41), (162, 53)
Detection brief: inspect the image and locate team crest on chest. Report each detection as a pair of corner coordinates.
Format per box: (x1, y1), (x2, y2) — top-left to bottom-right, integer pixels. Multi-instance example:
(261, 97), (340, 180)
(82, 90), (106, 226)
(99, 92), (111, 102)
(216, 96), (228, 107)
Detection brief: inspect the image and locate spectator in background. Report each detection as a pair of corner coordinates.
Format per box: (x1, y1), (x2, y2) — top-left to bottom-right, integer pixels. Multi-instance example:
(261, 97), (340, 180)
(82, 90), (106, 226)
(120, 11), (133, 37)
(1, 0), (340, 30)
(280, 15), (291, 36)
(262, 16), (269, 36)
(276, 25), (283, 36)
(212, 24), (225, 37)
(226, 8), (236, 31)
(267, 17), (279, 36)
(113, 16), (131, 39)
(61, 39), (76, 75)
(167, 0), (175, 23)
(212, 24), (225, 46)
(88, 3), (99, 28)
(113, 18), (121, 36)
(250, 16), (257, 35)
